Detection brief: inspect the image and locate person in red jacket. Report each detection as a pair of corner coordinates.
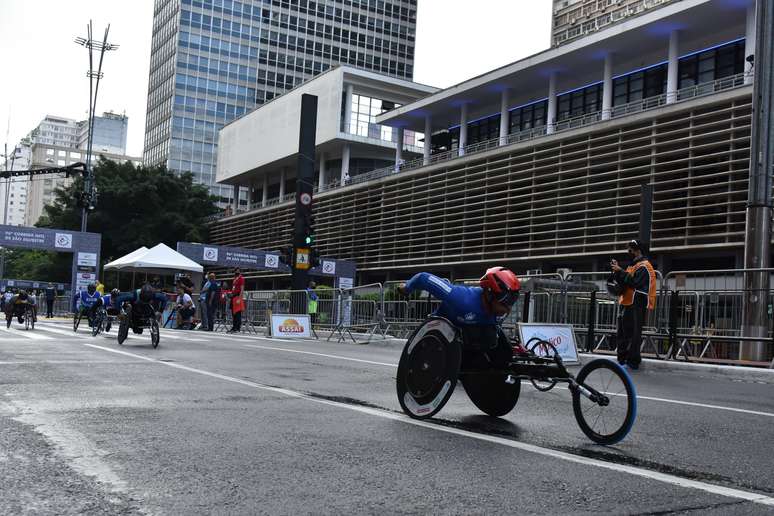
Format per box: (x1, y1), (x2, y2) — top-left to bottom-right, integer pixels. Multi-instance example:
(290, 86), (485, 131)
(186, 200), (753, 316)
(229, 268), (245, 333)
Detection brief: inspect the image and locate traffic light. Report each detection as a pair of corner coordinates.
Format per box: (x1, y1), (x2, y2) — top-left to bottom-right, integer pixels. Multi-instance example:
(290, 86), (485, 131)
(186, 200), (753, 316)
(303, 212), (315, 245)
(310, 248), (321, 268)
(76, 191), (90, 209)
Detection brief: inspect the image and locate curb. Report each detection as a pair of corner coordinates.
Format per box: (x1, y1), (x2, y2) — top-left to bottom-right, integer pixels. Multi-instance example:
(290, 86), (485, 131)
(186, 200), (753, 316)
(578, 353), (774, 383)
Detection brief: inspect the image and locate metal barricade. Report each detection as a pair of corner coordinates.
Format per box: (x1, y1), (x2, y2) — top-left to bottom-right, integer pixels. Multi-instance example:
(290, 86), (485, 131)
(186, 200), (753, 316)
(327, 283), (384, 343)
(662, 269), (774, 364)
(243, 289), (308, 335)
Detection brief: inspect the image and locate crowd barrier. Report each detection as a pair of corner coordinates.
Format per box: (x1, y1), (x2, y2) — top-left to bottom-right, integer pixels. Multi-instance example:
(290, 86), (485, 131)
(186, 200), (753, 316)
(40, 269), (770, 367)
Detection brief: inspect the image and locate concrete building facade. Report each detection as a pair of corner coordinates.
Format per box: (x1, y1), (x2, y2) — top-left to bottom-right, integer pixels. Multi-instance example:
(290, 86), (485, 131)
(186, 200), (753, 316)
(209, 0), (764, 283)
(143, 0), (419, 207)
(216, 65), (437, 212)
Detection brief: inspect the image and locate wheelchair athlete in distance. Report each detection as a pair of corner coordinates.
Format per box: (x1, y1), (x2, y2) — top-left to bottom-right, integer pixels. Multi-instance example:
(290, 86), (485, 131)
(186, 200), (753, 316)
(110, 284), (167, 347)
(73, 283), (102, 331)
(5, 290), (38, 329)
(396, 267), (638, 445)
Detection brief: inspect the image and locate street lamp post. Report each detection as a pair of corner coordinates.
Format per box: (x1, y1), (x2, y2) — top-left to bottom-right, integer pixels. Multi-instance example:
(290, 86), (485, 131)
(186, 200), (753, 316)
(74, 21), (118, 233)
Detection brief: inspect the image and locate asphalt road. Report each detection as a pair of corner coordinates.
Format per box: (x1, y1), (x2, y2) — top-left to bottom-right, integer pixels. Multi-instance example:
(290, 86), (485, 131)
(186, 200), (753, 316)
(1, 319), (773, 515)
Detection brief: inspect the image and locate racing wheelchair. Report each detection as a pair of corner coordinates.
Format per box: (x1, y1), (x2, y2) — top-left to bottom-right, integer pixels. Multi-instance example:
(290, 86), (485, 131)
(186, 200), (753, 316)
(7, 300), (36, 330)
(396, 317), (637, 445)
(116, 300), (160, 348)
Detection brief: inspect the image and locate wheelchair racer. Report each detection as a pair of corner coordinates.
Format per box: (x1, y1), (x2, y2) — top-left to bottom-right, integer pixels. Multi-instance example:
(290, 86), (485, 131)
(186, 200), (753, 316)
(4, 290), (38, 328)
(75, 283), (103, 328)
(100, 288), (122, 332)
(110, 283), (168, 332)
(399, 267), (521, 369)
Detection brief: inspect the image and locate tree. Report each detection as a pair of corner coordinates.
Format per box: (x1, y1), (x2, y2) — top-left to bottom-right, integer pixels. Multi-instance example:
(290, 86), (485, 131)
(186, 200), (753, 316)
(37, 158), (220, 270)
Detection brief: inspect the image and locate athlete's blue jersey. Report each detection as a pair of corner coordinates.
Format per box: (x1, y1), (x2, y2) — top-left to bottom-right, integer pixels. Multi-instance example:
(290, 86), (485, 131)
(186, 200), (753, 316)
(101, 293), (113, 308)
(405, 272), (497, 326)
(78, 290), (101, 308)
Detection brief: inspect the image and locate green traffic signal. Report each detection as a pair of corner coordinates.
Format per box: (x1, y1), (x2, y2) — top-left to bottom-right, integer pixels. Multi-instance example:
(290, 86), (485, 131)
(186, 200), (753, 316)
(304, 234), (315, 245)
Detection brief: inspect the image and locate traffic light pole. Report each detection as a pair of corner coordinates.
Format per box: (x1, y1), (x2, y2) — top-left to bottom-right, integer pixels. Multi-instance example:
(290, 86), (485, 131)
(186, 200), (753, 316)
(741, 0), (773, 361)
(291, 94), (318, 291)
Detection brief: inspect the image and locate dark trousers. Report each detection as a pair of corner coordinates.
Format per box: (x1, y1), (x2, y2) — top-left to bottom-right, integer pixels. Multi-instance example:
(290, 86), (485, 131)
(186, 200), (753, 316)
(206, 303), (216, 331)
(231, 311), (242, 332)
(46, 300), (54, 317)
(617, 298), (647, 367)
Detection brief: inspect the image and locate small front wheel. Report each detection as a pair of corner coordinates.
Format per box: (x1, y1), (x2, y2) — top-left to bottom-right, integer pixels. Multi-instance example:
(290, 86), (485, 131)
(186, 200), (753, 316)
(572, 359), (637, 445)
(150, 319), (160, 348)
(117, 318), (129, 346)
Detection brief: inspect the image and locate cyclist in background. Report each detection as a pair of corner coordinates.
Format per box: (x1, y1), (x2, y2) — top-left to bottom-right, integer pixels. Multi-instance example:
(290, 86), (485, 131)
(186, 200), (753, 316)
(76, 283), (103, 328)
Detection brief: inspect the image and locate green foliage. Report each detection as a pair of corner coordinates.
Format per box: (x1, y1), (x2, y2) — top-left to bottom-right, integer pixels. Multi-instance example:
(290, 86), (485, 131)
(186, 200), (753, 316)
(37, 158), (220, 269)
(1, 248), (69, 282)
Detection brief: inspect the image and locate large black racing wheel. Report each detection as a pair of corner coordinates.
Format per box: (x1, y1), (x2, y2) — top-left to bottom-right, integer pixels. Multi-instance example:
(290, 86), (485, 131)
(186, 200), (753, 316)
(572, 359), (637, 445)
(25, 305), (34, 331)
(460, 374), (520, 417)
(73, 311), (82, 332)
(150, 318), (160, 348)
(397, 317), (461, 419)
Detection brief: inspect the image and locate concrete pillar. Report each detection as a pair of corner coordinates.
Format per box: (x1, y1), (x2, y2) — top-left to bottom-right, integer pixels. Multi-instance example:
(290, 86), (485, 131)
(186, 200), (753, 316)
(279, 168), (286, 199)
(547, 72), (557, 134)
(458, 103), (468, 156)
(666, 29), (679, 104)
(318, 152), (327, 191)
(343, 83), (354, 132)
(745, 3), (756, 84)
(499, 89), (510, 145)
(395, 127), (404, 172)
(602, 53), (613, 120)
(423, 116), (432, 165)
(232, 184), (240, 212)
(262, 173), (268, 207)
(340, 144), (351, 184)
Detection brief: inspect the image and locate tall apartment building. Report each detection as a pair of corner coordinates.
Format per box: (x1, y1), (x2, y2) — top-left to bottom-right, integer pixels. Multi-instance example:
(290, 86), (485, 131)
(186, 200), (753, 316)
(0, 140), (32, 226)
(142, 0), (418, 206)
(552, 0), (679, 47)
(24, 143), (142, 226)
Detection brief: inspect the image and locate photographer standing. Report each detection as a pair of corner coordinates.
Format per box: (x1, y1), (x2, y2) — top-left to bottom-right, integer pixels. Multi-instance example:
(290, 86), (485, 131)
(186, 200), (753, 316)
(610, 239), (656, 370)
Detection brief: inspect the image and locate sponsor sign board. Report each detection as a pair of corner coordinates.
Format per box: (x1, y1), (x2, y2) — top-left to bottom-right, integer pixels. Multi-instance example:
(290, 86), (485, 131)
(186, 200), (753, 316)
(270, 314), (312, 338)
(77, 252), (98, 267)
(518, 323), (580, 364)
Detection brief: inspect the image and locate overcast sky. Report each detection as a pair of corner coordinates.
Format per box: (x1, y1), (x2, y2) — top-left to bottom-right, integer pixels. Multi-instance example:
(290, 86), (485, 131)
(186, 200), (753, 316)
(0, 1), (552, 159)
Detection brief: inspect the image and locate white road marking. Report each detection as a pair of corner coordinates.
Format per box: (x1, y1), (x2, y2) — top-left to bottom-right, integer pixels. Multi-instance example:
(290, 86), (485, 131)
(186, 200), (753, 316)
(80, 342), (774, 507)
(33, 324), (82, 337)
(0, 326), (54, 340)
(243, 344), (397, 367)
(240, 343), (774, 419)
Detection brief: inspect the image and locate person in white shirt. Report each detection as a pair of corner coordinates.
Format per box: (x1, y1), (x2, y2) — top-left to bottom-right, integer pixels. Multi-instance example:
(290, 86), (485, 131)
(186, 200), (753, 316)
(175, 287), (196, 330)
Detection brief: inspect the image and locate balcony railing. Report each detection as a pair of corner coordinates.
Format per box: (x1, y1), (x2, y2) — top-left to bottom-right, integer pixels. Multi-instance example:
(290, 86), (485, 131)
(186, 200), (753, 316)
(214, 73), (751, 220)
(339, 121), (424, 154)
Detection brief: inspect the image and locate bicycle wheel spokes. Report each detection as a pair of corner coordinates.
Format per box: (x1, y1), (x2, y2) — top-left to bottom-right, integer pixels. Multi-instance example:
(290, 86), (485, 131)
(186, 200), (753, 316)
(572, 359), (637, 445)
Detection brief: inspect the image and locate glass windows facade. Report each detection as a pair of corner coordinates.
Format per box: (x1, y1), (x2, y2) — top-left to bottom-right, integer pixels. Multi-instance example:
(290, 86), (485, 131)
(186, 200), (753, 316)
(144, 0), (418, 205)
(439, 38), (747, 156)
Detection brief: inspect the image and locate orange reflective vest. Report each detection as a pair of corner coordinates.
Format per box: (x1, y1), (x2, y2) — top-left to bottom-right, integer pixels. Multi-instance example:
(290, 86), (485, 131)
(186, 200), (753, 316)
(619, 259), (657, 310)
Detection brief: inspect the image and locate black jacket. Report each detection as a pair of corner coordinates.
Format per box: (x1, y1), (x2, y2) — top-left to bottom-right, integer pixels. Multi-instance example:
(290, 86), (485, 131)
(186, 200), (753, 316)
(614, 256), (652, 294)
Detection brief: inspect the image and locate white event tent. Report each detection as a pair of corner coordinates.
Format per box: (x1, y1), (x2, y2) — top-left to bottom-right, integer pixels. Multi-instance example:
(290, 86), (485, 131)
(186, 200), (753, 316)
(104, 243), (203, 289)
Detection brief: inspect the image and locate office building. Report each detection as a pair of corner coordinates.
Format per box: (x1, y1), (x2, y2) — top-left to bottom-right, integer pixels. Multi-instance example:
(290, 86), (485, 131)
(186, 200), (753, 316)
(76, 111), (129, 155)
(552, 0), (679, 47)
(143, 0), (419, 207)
(217, 65), (437, 211)
(208, 0), (763, 283)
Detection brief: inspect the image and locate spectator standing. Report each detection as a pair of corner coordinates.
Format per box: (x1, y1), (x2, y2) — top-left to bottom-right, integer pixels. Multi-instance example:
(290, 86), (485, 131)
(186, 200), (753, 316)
(228, 268), (245, 333)
(198, 275), (211, 331)
(206, 273), (220, 331)
(307, 280), (319, 325)
(611, 239), (656, 370)
(45, 284), (56, 318)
